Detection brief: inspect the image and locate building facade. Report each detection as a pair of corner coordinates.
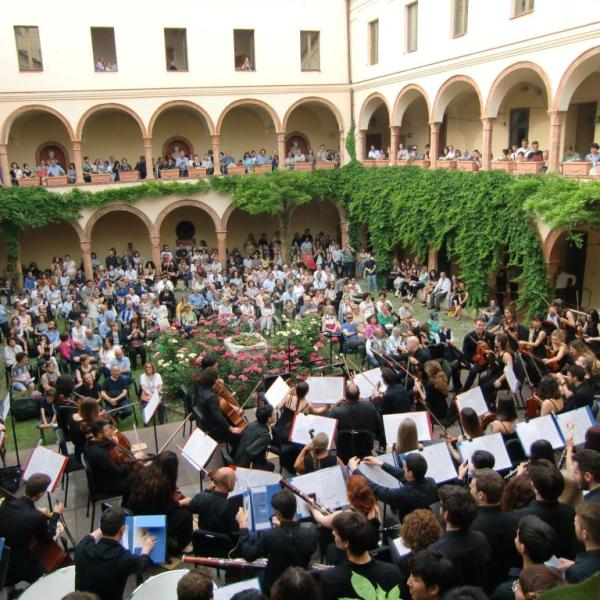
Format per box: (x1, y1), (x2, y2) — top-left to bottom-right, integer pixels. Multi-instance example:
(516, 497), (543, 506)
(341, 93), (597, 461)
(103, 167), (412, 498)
(1, 0), (600, 302)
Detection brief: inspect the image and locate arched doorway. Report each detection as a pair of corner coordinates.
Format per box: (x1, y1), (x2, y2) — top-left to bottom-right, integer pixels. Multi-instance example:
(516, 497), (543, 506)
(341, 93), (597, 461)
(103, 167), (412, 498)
(20, 223), (82, 271)
(392, 85), (431, 156)
(285, 132), (310, 156)
(157, 206), (218, 251)
(149, 102), (213, 162)
(4, 107), (73, 170)
(358, 94), (391, 159)
(433, 76), (483, 157)
(217, 100), (280, 163)
(486, 63), (551, 158)
(225, 208), (281, 253)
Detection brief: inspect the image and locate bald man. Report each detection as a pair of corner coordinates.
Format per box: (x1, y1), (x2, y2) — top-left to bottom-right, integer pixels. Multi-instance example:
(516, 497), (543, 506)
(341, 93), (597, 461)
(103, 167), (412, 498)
(189, 467), (239, 535)
(328, 383), (385, 458)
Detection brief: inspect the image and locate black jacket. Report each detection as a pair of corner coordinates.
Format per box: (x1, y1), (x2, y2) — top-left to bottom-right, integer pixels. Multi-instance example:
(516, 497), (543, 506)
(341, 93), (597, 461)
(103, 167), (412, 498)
(514, 499), (577, 559)
(238, 521), (318, 594)
(0, 496), (60, 585)
(83, 439), (129, 496)
(566, 549), (600, 583)
(189, 490), (239, 535)
(462, 330), (495, 362)
(358, 463), (438, 520)
(329, 401), (385, 445)
(472, 505), (520, 592)
(428, 529), (492, 588)
(235, 421), (272, 467)
(74, 535), (150, 600)
(194, 385), (230, 440)
(380, 383), (412, 416)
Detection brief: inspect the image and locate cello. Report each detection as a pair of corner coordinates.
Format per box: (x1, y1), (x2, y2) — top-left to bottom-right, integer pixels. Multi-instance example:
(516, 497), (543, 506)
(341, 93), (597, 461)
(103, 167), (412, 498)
(214, 379), (248, 431)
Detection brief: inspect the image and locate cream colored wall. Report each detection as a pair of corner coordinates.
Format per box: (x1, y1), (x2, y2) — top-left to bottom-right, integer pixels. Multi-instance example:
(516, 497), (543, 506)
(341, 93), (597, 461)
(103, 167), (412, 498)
(398, 99), (429, 150)
(81, 112), (144, 162)
(151, 109), (212, 158)
(19, 224), (81, 269)
(227, 210), (281, 252)
(492, 88), (550, 156)
(445, 93), (482, 153)
(285, 105), (340, 153)
(158, 207), (217, 250)
(90, 213), (152, 260)
(220, 108), (277, 160)
(8, 113), (72, 166)
(291, 200), (340, 241)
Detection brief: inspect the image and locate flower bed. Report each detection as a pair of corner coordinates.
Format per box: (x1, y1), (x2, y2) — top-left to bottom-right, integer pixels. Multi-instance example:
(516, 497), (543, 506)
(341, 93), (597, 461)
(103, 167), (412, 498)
(151, 316), (332, 403)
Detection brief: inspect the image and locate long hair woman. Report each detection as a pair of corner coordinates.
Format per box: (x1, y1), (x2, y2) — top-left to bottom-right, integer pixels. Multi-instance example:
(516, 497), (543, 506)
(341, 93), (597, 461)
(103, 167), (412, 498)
(125, 450), (193, 555)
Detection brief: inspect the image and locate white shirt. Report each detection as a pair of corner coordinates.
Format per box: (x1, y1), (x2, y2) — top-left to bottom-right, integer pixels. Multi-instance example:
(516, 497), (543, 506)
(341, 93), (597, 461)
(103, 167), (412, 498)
(433, 277), (452, 295)
(368, 149), (382, 159)
(140, 372), (163, 394)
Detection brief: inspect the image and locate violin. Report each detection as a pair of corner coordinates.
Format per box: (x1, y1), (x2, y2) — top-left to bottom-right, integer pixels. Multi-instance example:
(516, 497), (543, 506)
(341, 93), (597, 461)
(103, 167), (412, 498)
(472, 339), (495, 368)
(525, 394), (541, 420)
(545, 346), (561, 372)
(214, 379), (248, 431)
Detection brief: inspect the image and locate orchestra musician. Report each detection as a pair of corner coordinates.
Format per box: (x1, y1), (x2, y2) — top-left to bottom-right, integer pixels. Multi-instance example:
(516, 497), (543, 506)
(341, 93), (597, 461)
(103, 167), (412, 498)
(234, 405), (276, 471)
(543, 330), (570, 372)
(556, 365), (594, 412)
(293, 432), (343, 474)
(0, 473), (65, 587)
(519, 313), (549, 386)
(479, 334), (514, 411)
(582, 309), (600, 358)
(235, 490), (319, 595)
(413, 360), (450, 424)
(369, 366), (411, 415)
(549, 298), (577, 343)
(532, 375), (564, 417)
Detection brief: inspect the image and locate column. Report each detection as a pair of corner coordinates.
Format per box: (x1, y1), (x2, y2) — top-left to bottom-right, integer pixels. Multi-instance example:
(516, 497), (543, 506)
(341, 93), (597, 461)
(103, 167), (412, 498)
(211, 134), (221, 174)
(150, 235), (161, 270)
(277, 132), (286, 170)
(340, 221), (349, 248)
(357, 129), (367, 162)
(548, 110), (566, 174)
(338, 131), (345, 165)
(429, 122), (441, 168)
(390, 127), (400, 165)
(80, 241), (93, 280)
(72, 140), (84, 184)
(0, 144), (10, 187)
(216, 230), (227, 267)
(481, 118), (495, 171)
(427, 246), (438, 272)
(143, 137), (154, 180)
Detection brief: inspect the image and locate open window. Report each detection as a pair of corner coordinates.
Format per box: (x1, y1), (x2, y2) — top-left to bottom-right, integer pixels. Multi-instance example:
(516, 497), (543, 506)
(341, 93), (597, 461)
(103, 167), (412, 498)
(91, 27), (118, 72)
(14, 26), (43, 71)
(300, 31), (320, 71)
(164, 28), (188, 71)
(234, 29), (255, 71)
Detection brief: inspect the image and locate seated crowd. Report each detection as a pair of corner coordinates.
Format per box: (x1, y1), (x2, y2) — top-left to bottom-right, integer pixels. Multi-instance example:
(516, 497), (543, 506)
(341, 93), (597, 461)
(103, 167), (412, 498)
(1, 227), (600, 599)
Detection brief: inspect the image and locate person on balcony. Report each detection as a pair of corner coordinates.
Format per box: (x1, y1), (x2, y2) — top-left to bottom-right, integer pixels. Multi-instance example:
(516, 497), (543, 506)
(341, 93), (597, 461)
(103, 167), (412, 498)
(256, 148), (269, 165)
(220, 151), (235, 174)
(563, 146), (582, 162)
(397, 143), (409, 161)
(585, 142), (600, 168)
(528, 141), (544, 162)
(46, 159), (65, 177)
(367, 145), (381, 159)
(517, 138), (534, 159)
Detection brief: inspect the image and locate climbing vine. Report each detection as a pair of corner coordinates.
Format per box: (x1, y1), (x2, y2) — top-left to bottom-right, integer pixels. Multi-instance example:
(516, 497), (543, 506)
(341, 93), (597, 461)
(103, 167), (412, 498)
(1, 166), (595, 315)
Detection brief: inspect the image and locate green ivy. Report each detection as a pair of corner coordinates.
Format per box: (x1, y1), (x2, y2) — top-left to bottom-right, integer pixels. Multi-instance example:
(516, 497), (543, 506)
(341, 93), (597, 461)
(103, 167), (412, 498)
(1, 167), (594, 315)
(345, 120), (357, 163)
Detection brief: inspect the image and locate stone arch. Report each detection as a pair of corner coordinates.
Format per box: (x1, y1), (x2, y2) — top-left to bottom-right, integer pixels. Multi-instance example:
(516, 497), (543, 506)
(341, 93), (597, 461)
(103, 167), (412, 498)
(431, 75), (483, 123)
(282, 96), (344, 132)
(76, 103), (147, 140)
(358, 93), (391, 131)
(161, 135), (195, 159)
(542, 229), (567, 264)
(485, 61), (553, 118)
(34, 140), (70, 168)
(83, 204), (154, 243)
(392, 84), (431, 126)
(216, 99), (281, 134)
(147, 100), (215, 137)
(554, 46), (600, 112)
(154, 199), (222, 236)
(1, 105), (75, 145)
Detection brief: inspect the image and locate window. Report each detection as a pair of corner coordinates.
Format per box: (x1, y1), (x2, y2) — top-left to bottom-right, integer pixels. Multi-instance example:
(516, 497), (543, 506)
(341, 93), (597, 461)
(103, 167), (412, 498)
(368, 20), (379, 65)
(514, 0), (534, 17)
(406, 3), (418, 52)
(300, 31), (320, 71)
(509, 108), (529, 147)
(234, 29), (255, 71)
(14, 26), (42, 71)
(164, 28), (188, 71)
(453, 0), (468, 37)
(91, 27), (118, 72)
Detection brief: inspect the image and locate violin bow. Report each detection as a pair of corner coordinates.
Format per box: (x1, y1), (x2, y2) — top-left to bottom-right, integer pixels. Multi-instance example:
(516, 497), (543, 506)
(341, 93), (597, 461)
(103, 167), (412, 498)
(240, 378), (263, 411)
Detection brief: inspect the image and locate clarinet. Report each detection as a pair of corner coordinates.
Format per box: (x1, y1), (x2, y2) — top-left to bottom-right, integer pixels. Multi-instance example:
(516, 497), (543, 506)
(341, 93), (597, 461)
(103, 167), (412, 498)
(182, 555), (330, 571)
(280, 478), (333, 516)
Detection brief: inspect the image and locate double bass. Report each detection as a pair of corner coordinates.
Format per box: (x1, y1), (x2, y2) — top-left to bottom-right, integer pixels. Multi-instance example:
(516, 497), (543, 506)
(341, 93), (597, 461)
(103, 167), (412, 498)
(214, 379), (248, 431)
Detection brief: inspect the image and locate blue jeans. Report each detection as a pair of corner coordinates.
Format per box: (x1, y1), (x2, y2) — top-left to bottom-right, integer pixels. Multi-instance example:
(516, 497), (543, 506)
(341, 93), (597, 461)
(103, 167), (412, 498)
(367, 274), (378, 291)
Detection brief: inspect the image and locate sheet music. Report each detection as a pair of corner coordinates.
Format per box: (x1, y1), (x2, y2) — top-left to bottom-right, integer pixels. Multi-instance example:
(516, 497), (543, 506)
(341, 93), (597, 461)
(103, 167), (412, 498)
(290, 413), (337, 448)
(306, 377), (345, 404)
(404, 442), (458, 483)
(455, 386), (489, 416)
(214, 578), (261, 600)
(230, 467), (282, 495)
(504, 364), (520, 394)
(23, 445), (68, 493)
(383, 412), (432, 443)
(378, 451), (397, 468)
(392, 536), (412, 557)
(180, 429), (217, 471)
(458, 433), (512, 471)
(357, 462), (400, 488)
(354, 368), (384, 399)
(143, 390), (161, 425)
(0, 393), (9, 422)
(264, 376), (290, 408)
(555, 407), (595, 446)
(291, 466), (348, 518)
(516, 415), (564, 456)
